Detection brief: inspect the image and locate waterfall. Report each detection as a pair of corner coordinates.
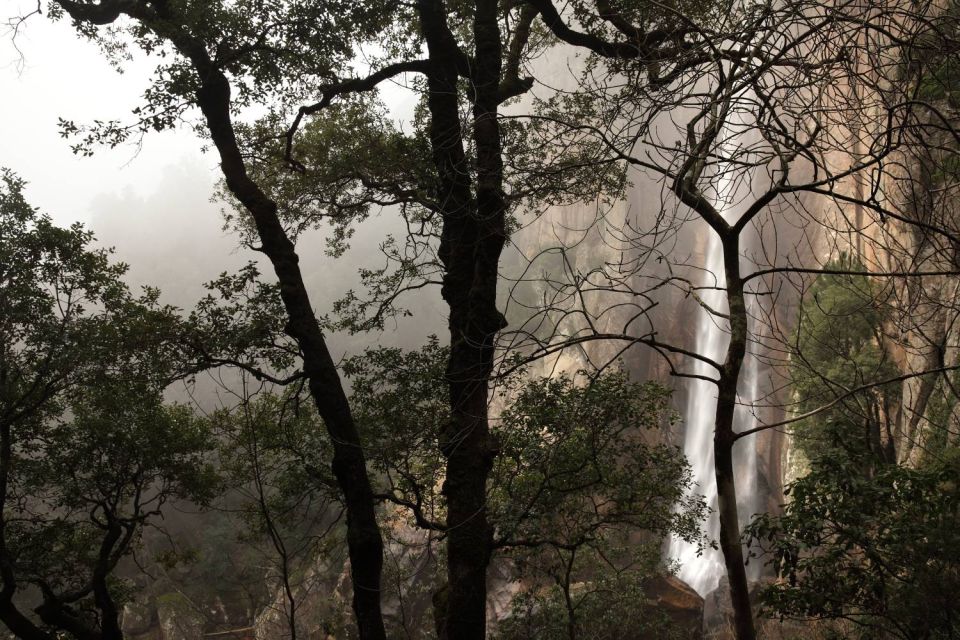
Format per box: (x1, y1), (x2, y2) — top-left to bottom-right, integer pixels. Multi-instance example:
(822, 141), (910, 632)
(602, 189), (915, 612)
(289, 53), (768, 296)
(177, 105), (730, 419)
(666, 196), (761, 598)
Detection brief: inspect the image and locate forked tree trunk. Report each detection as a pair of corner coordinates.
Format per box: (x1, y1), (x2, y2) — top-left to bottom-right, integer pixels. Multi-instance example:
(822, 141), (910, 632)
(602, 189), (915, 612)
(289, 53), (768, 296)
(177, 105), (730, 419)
(419, 1), (508, 637)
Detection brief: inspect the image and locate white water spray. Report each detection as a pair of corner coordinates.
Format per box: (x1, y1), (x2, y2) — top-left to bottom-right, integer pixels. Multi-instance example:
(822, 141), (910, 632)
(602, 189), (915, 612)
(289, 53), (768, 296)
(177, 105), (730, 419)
(666, 197), (761, 597)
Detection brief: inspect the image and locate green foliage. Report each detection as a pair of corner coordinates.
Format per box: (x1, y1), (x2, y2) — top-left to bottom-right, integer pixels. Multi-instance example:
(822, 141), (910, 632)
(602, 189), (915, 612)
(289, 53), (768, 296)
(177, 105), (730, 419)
(0, 169), (216, 634)
(909, 3), (960, 184)
(220, 97), (446, 333)
(12, 385), (216, 596)
(564, 0), (722, 42)
(344, 341), (706, 637)
(790, 257), (900, 465)
(923, 372), (958, 456)
(226, 98), (437, 257)
(213, 389), (339, 532)
(747, 448), (960, 639)
(916, 3), (960, 109)
(748, 261), (960, 639)
(139, 508), (276, 630)
(0, 167), (195, 422)
(344, 336), (448, 522)
(191, 262), (297, 373)
(345, 340), (705, 544)
(203, 388), (359, 638)
(490, 371), (704, 548)
(492, 557), (679, 640)
(489, 371), (703, 640)
(51, 0), (400, 153)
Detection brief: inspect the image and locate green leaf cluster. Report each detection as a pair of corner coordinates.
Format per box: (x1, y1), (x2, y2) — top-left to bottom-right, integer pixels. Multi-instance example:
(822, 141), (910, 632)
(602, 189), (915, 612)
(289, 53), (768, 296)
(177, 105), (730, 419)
(747, 448), (960, 640)
(0, 169), (216, 630)
(790, 257), (900, 465)
(343, 341), (706, 637)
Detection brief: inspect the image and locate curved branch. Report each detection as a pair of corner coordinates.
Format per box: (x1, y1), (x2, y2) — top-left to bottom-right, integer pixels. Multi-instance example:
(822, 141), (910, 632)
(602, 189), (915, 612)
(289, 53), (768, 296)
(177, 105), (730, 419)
(734, 364), (960, 441)
(284, 59), (432, 170)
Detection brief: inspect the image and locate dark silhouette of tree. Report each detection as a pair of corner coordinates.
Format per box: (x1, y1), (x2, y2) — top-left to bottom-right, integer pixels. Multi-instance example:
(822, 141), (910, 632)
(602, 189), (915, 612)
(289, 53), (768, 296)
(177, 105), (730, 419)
(0, 170), (216, 639)
(30, 2), (960, 639)
(46, 3), (396, 637)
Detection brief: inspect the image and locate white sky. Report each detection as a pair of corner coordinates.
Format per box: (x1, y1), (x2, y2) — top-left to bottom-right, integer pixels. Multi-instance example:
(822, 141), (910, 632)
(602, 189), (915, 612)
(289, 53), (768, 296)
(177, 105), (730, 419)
(1, 6), (215, 227)
(1, 6), (419, 229)
(0, 4), (444, 344)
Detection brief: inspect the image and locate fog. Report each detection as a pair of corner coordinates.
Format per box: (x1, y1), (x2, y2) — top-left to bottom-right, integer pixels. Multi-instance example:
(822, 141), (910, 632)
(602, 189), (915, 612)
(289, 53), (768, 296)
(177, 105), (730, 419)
(2, 6), (445, 365)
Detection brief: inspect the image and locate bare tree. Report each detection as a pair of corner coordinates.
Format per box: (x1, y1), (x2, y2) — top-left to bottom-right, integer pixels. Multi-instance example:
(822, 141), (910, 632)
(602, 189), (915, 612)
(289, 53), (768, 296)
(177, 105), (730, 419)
(496, 1), (960, 638)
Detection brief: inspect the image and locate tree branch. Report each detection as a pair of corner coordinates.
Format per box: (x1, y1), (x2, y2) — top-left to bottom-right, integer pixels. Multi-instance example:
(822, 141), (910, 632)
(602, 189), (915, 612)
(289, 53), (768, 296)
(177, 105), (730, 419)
(283, 59), (432, 170)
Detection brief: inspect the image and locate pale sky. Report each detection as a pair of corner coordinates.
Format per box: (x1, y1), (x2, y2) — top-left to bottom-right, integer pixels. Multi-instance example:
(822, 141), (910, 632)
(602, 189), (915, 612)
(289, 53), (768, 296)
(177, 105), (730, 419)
(0, 4), (444, 343)
(1, 5), (419, 228)
(1, 4), (216, 227)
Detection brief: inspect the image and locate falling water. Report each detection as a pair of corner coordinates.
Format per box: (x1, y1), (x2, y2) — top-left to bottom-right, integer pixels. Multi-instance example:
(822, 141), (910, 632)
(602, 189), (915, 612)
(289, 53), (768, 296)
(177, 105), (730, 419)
(666, 212), (761, 598)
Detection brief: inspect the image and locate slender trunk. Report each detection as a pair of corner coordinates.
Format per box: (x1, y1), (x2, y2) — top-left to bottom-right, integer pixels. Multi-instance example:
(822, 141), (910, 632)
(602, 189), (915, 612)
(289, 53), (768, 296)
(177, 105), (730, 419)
(903, 315), (946, 465)
(559, 549), (578, 640)
(192, 71), (386, 640)
(715, 233), (756, 640)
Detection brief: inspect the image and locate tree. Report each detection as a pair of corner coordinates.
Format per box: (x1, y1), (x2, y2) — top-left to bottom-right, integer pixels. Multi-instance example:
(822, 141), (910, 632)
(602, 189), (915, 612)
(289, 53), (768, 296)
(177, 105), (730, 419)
(0, 169), (216, 639)
(212, 380), (345, 640)
(747, 425), (960, 639)
(45, 2), (396, 637)
(789, 257), (902, 467)
(494, 1), (960, 638)
(743, 260), (960, 639)
(223, 3), (704, 634)
(344, 341), (707, 638)
(488, 372), (704, 640)
(39, 3), (960, 639)
(43, 2), (664, 636)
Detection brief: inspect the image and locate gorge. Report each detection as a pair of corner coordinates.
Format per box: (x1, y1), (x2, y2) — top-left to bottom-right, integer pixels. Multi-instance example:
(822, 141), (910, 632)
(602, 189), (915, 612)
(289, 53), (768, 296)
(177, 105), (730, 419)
(2, 1), (959, 639)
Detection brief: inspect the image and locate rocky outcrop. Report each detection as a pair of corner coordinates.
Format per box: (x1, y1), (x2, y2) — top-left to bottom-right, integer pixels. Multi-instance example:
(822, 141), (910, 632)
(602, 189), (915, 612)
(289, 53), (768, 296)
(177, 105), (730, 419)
(252, 557), (352, 640)
(122, 594), (212, 640)
(157, 594), (205, 640)
(640, 575), (704, 640)
(123, 601), (159, 639)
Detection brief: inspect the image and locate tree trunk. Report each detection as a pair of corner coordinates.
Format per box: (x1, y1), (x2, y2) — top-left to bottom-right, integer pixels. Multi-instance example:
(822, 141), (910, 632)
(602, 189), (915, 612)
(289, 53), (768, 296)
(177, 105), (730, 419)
(418, 1), (508, 637)
(715, 233), (756, 640)
(92, 524), (125, 640)
(191, 70), (387, 640)
(51, 4), (390, 635)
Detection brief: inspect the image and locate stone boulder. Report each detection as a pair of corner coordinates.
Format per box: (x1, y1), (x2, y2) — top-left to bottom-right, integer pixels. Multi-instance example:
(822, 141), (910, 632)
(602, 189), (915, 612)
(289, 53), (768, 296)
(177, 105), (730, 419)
(639, 574), (704, 639)
(157, 594), (205, 640)
(123, 600), (160, 639)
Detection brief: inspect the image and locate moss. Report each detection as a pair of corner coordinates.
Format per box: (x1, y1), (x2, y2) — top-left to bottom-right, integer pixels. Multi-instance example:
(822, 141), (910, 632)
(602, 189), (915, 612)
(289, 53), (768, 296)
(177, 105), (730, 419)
(155, 592), (194, 612)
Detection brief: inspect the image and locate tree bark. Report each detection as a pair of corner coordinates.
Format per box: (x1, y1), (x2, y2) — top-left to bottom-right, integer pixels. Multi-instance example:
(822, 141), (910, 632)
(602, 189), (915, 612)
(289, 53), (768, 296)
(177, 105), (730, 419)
(91, 524), (125, 640)
(191, 69), (387, 640)
(418, 1), (508, 637)
(714, 232), (756, 640)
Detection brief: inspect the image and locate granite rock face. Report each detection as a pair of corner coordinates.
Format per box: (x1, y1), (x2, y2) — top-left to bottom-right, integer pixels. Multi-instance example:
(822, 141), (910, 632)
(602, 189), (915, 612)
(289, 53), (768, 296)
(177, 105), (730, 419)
(157, 595), (205, 640)
(639, 574), (704, 640)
